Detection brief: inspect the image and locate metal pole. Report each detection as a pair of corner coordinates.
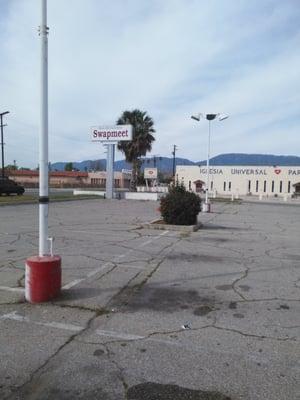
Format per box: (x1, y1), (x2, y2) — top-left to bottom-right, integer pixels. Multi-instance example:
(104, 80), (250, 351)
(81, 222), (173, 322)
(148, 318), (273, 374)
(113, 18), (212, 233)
(0, 115), (4, 179)
(39, 0), (49, 256)
(106, 144), (114, 199)
(206, 120), (211, 205)
(0, 111), (9, 179)
(172, 145), (177, 178)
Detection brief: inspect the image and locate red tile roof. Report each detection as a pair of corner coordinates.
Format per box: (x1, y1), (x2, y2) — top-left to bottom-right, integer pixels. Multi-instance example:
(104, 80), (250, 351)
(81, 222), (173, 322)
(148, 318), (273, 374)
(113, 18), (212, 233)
(8, 170), (88, 178)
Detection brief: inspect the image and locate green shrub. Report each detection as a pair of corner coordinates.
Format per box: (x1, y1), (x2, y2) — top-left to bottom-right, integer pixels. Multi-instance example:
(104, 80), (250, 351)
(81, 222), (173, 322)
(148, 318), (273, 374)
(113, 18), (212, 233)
(160, 183), (201, 225)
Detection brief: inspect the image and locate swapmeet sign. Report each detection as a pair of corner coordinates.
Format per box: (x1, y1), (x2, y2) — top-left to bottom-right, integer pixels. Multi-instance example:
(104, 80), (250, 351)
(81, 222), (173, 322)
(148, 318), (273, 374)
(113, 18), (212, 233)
(91, 125), (132, 142)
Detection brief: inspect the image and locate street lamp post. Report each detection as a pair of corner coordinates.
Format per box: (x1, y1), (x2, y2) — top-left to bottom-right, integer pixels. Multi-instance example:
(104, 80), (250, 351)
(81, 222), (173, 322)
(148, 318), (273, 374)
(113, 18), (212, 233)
(172, 144), (177, 179)
(191, 113), (229, 212)
(0, 111), (10, 179)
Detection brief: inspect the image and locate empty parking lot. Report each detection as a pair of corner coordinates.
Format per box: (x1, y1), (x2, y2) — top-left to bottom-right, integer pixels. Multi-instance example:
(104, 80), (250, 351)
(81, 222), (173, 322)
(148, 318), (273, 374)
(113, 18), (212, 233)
(0, 199), (299, 400)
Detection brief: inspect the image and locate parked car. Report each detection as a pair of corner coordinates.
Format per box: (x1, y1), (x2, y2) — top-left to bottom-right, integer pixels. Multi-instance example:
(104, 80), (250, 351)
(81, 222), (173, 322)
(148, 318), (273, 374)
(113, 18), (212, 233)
(0, 177), (25, 196)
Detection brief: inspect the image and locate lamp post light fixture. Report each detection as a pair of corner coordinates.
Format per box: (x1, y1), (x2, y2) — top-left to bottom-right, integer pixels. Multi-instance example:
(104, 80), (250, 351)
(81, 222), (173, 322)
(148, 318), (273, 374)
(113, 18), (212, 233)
(191, 113), (229, 212)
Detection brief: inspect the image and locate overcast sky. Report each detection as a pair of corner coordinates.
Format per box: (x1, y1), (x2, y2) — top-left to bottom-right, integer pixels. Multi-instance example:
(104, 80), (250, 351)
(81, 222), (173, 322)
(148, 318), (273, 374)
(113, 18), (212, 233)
(1, 0), (300, 168)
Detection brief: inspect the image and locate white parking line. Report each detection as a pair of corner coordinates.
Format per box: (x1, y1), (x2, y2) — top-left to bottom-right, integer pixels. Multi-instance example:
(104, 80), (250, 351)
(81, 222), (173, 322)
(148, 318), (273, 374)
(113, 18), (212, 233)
(86, 263), (114, 278)
(0, 231), (170, 294)
(139, 230), (169, 247)
(0, 286), (25, 293)
(62, 230), (169, 290)
(95, 329), (144, 341)
(62, 278), (85, 290)
(0, 312), (195, 348)
(0, 311), (83, 332)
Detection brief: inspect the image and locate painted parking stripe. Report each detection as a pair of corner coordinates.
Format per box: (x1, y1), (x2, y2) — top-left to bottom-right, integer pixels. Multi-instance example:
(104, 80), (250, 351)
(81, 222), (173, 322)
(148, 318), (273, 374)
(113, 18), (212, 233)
(62, 230), (169, 290)
(0, 286), (25, 293)
(139, 230), (169, 247)
(0, 231), (171, 294)
(0, 311), (83, 332)
(95, 329), (144, 340)
(0, 313), (198, 348)
(62, 278), (85, 290)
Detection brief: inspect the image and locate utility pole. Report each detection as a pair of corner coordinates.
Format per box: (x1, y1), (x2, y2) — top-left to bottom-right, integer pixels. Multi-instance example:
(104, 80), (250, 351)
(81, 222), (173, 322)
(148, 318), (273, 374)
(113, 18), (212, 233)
(0, 111), (10, 179)
(172, 144), (177, 178)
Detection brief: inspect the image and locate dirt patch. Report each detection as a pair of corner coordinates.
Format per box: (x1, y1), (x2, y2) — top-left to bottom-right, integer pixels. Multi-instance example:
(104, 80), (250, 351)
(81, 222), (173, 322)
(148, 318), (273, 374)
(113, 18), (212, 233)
(233, 313), (244, 319)
(121, 285), (215, 314)
(228, 302), (237, 309)
(127, 382), (232, 400)
(277, 304), (290, 310)
(193, 305), (214, 316)
(215, 284), (232, 291)
(199, 237), (230, 243)
(93, 349), (105, 357)
(238, 285), (251, 292)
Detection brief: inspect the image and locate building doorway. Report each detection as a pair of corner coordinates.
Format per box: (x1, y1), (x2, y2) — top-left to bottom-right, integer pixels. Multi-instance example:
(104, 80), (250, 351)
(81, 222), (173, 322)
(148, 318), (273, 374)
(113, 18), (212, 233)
(193, 180), (205, 193)
(293, 182), (300, 195)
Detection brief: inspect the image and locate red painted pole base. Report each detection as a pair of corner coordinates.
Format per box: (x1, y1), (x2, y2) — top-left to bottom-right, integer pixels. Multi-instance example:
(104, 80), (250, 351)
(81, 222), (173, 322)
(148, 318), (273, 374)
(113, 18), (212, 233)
(25, 255), (61, 303)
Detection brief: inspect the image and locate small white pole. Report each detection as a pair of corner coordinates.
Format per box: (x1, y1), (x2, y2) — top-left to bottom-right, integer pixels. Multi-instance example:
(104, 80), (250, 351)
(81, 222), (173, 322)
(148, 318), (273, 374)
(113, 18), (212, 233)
(206, 120), (211, 206)
(39, 0), (49, 256)
(106, 144), (114, 199)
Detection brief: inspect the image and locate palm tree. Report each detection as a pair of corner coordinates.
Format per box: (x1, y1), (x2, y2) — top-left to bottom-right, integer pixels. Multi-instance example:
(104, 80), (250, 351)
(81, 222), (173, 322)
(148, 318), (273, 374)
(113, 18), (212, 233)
(117, 109), (155, 190)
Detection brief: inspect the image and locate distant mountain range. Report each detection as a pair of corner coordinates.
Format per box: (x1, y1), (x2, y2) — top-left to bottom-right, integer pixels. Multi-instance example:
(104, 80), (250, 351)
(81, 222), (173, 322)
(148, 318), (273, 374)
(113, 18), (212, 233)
(51, 153), (300, 174)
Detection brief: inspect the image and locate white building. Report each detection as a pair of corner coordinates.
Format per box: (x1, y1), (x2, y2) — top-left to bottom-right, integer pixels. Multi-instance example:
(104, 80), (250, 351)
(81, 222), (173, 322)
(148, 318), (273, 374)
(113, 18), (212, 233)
(176, 165), (300, 198)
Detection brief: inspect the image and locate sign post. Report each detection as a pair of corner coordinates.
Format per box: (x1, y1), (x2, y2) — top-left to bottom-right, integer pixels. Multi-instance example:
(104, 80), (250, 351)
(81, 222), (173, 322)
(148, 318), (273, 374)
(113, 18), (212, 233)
(105, 143), (115, 199)
(91, 125), (132, 199)
(144, 167), (158, 191)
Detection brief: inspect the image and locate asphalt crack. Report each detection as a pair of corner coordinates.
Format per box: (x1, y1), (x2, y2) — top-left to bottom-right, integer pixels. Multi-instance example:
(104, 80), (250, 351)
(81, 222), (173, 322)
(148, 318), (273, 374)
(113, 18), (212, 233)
(232, 266), (250, 301)
(4, 309), (101, 400)
(211, 325), (297, 342)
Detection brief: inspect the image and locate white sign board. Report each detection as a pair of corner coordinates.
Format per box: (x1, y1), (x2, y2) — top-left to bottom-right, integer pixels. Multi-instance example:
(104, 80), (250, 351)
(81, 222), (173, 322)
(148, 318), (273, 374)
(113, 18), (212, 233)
(122, 169), (132, 175)
(91, 125), (132, 142)
(144, 168), (158, 179)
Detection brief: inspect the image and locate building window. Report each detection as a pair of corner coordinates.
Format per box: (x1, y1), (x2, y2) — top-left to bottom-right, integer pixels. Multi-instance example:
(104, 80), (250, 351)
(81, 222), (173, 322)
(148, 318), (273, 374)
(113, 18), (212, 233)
(223, 182), (226, 191)
(288, 181), (291, 193)
(189, 181), (191, 190)
(228, 182), (231, 191)
(211, 181), (213, 190)
(248, 180), (251, 192)
(271, 181), (274, 193)
(263, 180), (267, 193)
(279, 181), (282, 193)
(256, 180), (259, 192)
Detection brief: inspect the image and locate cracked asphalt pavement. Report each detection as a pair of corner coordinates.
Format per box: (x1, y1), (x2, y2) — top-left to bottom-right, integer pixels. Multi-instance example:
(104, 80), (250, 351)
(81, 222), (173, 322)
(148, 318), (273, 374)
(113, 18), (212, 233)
(0, 199), (299, 399)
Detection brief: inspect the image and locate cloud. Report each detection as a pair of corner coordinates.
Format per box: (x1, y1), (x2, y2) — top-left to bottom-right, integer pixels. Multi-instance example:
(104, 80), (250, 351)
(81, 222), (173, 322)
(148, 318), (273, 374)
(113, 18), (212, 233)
(0, 0), (299, 167)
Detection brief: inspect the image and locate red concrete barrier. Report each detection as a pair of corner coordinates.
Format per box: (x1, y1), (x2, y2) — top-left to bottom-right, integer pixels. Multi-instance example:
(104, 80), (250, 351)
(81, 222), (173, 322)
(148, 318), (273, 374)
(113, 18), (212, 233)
(25, 255), (61, 303)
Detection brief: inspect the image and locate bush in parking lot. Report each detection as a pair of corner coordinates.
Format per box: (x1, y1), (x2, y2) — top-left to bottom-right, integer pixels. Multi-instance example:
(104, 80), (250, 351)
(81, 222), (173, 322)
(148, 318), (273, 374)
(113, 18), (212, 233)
(160, 183), (201, 225)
